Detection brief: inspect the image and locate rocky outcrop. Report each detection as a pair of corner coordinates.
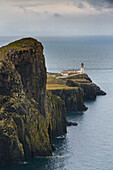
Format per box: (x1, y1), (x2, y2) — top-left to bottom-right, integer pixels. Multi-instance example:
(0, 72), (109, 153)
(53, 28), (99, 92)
(66, 74), (106, 100)
(49, 88), (87, 112)
(0, 38), (66, 163)
(80, 83), (106, 100)
(66, 121), (78, 126)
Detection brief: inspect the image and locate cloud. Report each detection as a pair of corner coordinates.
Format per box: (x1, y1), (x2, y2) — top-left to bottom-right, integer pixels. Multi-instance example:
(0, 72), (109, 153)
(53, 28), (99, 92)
(2, 0), (113, 17)
(0, 0), (113, 36)
(84, 0), (113, 9)
(72, 0), (113, 13)
(77, 3), (85, 9)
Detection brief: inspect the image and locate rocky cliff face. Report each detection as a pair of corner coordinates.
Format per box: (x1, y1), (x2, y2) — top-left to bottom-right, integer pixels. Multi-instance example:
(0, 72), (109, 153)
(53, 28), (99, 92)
(0, 38), (67, 163)
(6, 38), (47, 116)
(47, 91), (67, 138)
(66, 74), (106, 100)
(49, 88), (87, 112)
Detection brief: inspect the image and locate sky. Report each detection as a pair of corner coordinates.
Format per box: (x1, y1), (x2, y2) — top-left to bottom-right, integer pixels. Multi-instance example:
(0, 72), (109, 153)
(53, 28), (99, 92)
(0, 0), (113, 36)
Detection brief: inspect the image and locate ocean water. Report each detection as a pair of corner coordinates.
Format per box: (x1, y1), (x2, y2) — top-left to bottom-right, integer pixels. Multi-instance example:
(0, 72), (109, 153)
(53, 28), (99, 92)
(0, 36), (113, 170)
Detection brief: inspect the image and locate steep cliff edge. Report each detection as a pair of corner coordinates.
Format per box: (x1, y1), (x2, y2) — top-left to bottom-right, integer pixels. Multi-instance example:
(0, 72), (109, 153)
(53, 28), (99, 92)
(47, 73), (106, 112)
(48, 88), (87, 112)
(66, 73), (106, 100)
(0, 38), (66, 163)
(47, 91), (67, 138)
(0, 38), (47, 116)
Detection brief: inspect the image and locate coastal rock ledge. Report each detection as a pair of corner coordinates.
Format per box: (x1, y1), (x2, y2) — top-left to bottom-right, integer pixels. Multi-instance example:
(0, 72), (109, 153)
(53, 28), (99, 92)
(0, 38), (66, 163)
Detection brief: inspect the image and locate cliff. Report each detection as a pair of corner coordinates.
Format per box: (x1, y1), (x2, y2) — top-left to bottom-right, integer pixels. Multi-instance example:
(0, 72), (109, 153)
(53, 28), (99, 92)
(49, 88), (87, 112)
(0, 38), (66, 163)
(0, 37), (106, 163)
(66, 74), (106, 100)
(47, 73), (106, 112)
(47, 91), (67, 138)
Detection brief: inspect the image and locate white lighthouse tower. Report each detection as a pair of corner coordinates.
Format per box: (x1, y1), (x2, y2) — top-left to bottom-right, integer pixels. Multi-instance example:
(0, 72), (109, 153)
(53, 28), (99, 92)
(81, 63), (84, 73)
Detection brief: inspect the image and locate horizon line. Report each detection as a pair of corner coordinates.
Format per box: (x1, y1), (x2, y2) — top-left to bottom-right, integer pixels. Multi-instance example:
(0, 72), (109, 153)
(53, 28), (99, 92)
(0, 35), (113, 38)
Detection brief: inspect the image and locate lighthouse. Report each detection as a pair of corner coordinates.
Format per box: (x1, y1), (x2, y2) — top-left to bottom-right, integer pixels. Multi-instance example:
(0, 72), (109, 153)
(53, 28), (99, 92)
(81, 63), (84, 73)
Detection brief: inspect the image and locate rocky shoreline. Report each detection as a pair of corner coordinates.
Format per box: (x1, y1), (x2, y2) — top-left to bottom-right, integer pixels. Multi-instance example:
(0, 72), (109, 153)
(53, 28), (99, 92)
(0, 38), (106, 163)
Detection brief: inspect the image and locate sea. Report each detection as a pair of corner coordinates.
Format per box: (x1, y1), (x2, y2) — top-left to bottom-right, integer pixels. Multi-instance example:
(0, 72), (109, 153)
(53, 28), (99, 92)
(0, 36), (113, 170)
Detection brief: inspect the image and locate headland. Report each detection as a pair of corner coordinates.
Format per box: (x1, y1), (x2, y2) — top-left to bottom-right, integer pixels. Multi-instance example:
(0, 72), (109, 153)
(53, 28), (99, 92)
(0, 37), (106, 163)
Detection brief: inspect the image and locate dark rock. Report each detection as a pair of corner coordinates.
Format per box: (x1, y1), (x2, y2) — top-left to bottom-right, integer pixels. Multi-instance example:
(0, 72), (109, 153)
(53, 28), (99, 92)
(96, 90), (106, 95)
(52, 144), (56, 151)
(66, 80), (79, 87)
(80, 83), (97, 100)
(66, 73), (106, 100)
(66, 121), (78, 126)
(49, 88), (88, 112)
(47, 91), (67, 138)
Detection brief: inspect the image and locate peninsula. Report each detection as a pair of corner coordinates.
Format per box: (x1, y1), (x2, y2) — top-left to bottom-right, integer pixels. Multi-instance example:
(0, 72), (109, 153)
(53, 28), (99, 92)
(47, 70), (106, 112)
(0, 38), (106, 163)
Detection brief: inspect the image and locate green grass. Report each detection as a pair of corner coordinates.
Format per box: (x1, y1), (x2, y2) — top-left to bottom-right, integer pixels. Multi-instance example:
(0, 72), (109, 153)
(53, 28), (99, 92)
(47, 73), (89, 90)
(0, 37), (40, 60)
(70, 79), (89, 82)
(46, 84), (78, 90)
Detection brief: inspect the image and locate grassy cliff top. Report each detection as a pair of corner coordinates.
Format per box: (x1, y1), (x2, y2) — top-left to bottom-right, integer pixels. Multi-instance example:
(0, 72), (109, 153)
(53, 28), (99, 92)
(0, 37), (41, 60)
(47, 84), (78, 90)
(46, 73), (91, 90)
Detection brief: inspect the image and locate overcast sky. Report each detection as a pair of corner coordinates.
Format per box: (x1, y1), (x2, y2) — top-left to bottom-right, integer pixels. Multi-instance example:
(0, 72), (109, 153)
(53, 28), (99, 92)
(0, 0), (113, 36)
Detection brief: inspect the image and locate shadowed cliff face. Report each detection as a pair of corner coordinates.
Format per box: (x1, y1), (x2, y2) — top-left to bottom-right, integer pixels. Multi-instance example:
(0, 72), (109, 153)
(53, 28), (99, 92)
(66, 74), (106, 100)
(6, 39), (47, 116)
(47, 91), (67, 138)
(0, 38), (52, 163)
(49, 88), (87, 112)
